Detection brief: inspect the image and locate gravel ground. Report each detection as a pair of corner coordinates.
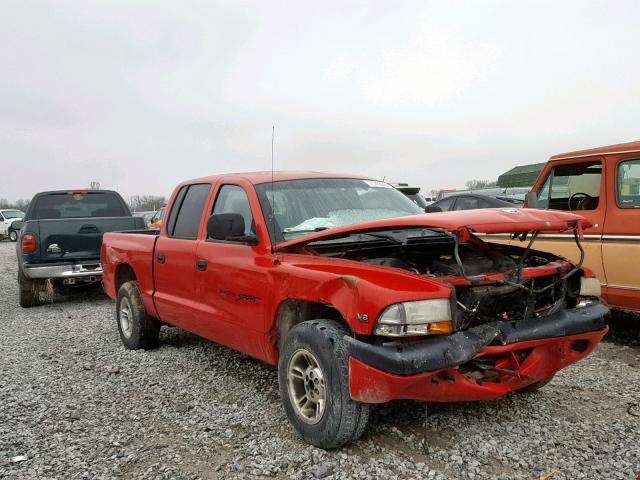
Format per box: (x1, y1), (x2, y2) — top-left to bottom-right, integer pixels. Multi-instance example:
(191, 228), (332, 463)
(1, 241), (639, 480)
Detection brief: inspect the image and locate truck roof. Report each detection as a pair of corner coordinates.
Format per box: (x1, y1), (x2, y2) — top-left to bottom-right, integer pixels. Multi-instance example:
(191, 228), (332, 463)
(179, 171), (374, 186)
(32, 189), (120, 195)
(550, 140), (640, 161)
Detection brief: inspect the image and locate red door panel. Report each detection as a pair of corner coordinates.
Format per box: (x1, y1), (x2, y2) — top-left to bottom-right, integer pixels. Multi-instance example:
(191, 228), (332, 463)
(153, 236), (197, 328)
(193, 241), (270, 361)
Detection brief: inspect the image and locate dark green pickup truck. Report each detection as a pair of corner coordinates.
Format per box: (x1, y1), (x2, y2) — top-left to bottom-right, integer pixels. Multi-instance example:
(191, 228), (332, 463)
(15, 190), (145, 307)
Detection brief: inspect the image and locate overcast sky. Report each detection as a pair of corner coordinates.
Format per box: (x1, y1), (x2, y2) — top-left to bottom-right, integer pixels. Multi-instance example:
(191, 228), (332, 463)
(1, 0), (639, 201)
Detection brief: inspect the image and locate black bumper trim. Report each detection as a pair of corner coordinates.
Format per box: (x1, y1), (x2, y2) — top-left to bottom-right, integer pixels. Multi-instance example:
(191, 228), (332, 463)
(346, 303), (608, 376)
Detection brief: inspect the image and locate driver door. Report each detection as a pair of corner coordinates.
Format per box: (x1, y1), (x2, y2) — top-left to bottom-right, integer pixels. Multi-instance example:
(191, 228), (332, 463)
(192, 183), (269, 360)
(532, 157), (607, 282)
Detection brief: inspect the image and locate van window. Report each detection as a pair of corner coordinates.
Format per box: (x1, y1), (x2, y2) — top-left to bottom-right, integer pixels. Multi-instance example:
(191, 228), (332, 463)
(617, 159), (640, 208)
(170, 184), (211, 239)
(537, 161), (602, 211)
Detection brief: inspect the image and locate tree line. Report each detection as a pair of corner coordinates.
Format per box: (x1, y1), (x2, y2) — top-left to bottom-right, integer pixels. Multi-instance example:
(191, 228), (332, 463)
(127, 195), (167, 212)
(0, 198), (30, 211)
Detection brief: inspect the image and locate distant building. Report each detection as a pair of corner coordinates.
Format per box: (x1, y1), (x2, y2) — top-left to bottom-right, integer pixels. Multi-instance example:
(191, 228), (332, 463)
(496, 162), (546, 188)
(436, 162), (546, 201)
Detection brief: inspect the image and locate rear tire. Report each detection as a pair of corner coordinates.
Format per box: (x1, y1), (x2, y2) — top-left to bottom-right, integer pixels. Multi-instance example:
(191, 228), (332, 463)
(517, 376), (554, 393)
(116, 281), (160, 350)
(9, 230), (18, 242)
(18, 268), (40, 308)
(278, 319), (371, 449)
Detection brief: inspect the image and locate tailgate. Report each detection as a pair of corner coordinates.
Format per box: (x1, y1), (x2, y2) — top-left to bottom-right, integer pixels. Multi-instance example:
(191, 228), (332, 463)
(37, 217), (144, 262)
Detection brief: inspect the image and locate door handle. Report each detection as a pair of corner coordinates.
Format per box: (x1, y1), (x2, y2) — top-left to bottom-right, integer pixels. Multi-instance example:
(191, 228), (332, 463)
(157, 253), (166, 264)
(78, 224), (100, 234)
(196, 259), (207, 271)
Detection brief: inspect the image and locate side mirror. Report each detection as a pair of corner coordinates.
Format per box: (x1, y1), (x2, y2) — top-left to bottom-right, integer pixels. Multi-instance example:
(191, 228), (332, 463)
(525, 191), (539, 208)
(207, 213), (258, 245)
(11, 220), (24, 230)
(424, 205), (442, 213)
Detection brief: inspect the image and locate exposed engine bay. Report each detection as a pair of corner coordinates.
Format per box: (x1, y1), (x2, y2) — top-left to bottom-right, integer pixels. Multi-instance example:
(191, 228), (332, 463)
(309, 228), (584, 330)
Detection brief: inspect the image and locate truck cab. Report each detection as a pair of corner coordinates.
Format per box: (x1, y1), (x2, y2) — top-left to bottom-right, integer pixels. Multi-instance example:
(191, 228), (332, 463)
(526, 141), (640, 312)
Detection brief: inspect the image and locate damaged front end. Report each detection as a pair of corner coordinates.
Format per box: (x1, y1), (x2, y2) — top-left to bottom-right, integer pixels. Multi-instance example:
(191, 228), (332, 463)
(302, 221), (609, 403)
(347, 324), (607, 403)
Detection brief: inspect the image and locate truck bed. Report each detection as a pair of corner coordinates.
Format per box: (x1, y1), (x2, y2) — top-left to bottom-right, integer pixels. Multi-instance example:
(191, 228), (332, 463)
(101, 231), (160, 314)
(30, 217), (146, 263)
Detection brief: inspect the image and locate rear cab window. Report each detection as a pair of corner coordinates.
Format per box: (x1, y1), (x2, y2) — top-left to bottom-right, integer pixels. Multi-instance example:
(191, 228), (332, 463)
(166, 184), (211, 239)
(537, 161), (602, 211)
(31, 192), (128, 219)
(617, 159), (640, 208)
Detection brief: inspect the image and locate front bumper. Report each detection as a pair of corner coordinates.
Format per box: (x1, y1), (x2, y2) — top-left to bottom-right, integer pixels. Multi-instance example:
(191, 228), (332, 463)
(347, 303), (608, 403)
(23, 262), (103, 280)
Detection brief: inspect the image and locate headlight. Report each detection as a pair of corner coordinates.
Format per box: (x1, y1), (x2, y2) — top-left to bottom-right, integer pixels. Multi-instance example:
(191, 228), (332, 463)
(579, 277), (601, 298)
(374, 299), (452, 337)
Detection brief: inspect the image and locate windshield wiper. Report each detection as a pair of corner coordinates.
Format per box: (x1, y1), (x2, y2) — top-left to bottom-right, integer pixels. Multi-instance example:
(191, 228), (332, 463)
(306, 228), (451, 246)
(359, 231), (404, 243)
(360, 228), (448, 244)
(283, 227), (330, 235)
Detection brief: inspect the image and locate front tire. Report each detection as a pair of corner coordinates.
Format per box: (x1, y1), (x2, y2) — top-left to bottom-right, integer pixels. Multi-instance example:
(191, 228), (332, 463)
(116, 281), (160, 350)
(9, 230), (18, 242)
(18, 268), (40, 308)
(278, 320), (371, 449)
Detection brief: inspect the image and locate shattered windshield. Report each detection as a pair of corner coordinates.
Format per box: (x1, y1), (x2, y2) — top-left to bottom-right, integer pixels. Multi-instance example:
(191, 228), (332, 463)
(255, 178), (423, 242)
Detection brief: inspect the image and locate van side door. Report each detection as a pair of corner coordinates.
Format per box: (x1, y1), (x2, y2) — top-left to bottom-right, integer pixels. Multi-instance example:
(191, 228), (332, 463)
(601, 156), (640, 310)
(531, 158), (607, 283)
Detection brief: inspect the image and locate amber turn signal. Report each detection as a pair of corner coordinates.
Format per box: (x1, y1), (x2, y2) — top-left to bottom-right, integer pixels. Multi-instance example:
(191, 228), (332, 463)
(427, 321), (453, 335)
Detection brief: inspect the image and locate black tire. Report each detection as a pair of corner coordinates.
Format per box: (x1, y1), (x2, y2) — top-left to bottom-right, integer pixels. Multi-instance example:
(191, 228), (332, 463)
(18, 268), (40, 308)
(116, 281), (160, 350)
(517, 376), (554, 394)
(278, 319), (371, 449)
(9, 230), (18, 242)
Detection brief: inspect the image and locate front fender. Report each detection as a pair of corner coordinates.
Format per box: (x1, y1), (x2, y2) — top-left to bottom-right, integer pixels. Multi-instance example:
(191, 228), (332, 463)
(272, 254), (452, 335)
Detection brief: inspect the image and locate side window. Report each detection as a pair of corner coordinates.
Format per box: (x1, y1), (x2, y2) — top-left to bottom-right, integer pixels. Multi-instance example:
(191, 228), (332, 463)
(477, 197), (493, 209)
(453, 196), (479, 211)
(537, 161), (602, 211)
(436, 197), (456, 212)
(617, 159), (640, 208)
(165, 186), (188, 234)
(212, 185), (255, 235)
(170, 184), (211, 239)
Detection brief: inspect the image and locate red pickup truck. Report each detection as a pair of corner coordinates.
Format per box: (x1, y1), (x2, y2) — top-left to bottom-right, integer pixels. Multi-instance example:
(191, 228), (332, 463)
(102, 173), (608, 449)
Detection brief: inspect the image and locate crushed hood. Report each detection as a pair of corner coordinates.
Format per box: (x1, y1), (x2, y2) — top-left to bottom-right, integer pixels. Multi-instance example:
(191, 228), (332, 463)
(276, 208), (590, 250)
